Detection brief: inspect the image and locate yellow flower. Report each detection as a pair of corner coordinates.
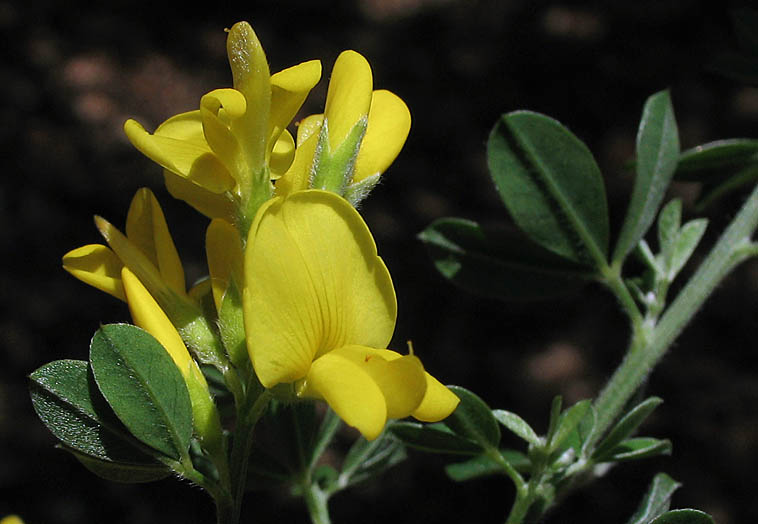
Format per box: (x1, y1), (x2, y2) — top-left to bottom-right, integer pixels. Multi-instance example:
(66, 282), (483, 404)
(124, 21), (322, 229)
(0, 516), (24, 524)
(62, 188), (226, 367)
(275, 50), (411, 206)
(62, 188), (186, 308)
(243, 190), (458, 440)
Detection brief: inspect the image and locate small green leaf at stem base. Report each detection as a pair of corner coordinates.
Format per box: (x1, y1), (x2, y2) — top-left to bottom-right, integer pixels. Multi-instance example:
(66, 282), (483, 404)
(650, 509), (715, 524)
(445, 386), (501, 449)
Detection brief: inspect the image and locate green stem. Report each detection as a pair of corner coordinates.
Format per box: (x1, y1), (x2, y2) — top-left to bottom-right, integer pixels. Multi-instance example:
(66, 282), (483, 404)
(591, 183), (758, 442)
(303, 479), (332, 524)
(228, 389), (272, 524)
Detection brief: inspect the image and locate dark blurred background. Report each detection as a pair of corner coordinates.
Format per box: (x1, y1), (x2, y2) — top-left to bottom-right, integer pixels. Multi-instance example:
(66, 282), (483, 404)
(2, 1), (758, 522)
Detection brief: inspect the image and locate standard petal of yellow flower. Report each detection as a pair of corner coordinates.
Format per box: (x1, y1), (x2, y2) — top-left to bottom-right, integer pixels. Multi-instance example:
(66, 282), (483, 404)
(323, 51), (373, 151)
(270, 129), (295, 177)
(163, 170), (236, 221)
(122, 267), (193, 374)
(269, 59), (322, 148)
(0, 516), (24, 524)
(206, 219), (243, 313)
(227, 21), (270, 176)
(244, 190), (397, 387)
(353, 90), (411, 183)
(125, 188), (185, 295)
(62, 244), (126, 301)
(298, 346), (388, 441)
(124, 119), (235, 194)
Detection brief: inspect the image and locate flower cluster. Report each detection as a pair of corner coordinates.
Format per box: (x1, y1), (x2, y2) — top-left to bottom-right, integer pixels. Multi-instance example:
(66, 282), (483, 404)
(63, 21), (457, 441)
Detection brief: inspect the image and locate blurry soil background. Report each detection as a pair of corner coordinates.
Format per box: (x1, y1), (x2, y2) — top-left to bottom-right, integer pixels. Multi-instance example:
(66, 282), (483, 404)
(2, 1), (758, 523)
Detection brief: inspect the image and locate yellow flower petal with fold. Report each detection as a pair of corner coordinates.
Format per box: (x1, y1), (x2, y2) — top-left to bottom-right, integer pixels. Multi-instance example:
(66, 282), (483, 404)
(122, 267), (192, 373)
(269, 60), (322, 149)
(244, 190), (456, 439)
(62, 244), (126, 301)
(323, 51), (373, 151)
(125, 188), (185, 295)
(353, 90), (411, 183)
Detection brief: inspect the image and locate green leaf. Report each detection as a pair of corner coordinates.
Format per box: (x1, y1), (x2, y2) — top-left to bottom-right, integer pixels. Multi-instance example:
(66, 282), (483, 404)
(626, 472), (681, 524)
(63, 445), (170, 483)
(676, 139), (758, 179)
(29, 359), (163, 466)
(549, 399), (591, 453)
(492, 409), (541, 446)
(669, 219), (708, 279)
(614, 90), (680, 264)
(445, 386), (501, 449)
(419, 218), (593, 301)
(658, 200), (682, 271)
(390, 422), (482, 455)
(599, 437), (672, 463)
(89, 324), (193, 460)
(592, 397), (663, 461)
(445, 449), (530, 482)
(561, 403), (597, 457)
(650, 509), (715, 524)
(487, 111), (609, 266)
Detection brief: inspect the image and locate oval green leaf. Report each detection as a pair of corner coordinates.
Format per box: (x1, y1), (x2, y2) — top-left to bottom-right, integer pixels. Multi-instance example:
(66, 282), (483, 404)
(445, 386), (501, 449)
(89, 323), (193, 460)
(419, 218), (593, 300)
(487, 111), (609, 267)
(676, 138), (758, 180)
(29, 359), (164, 466)
(613, 90), (680, 264)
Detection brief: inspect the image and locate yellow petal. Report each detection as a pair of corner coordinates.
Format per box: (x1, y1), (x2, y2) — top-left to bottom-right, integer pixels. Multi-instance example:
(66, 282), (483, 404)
(324, 51), (373, 151)
(337, 346), (427, 419)
(163, 170), (236, 221)
(412, 373), (460, 422)
(298, 347), (387, 441)
(125, 188), (185, 295)
(95, 215), (173, 305)
(296, 114), (324, 146)
(200, 89), (246, 176)
(353, 90), (411, 183)
(227, 21), (270, 175)
(269, 59), (322, 147)
(62, 244), (126, 301)
(121, 267), (192, 375)
(244, 190), (397, 387)
(274, 131), (319, 197)
(0, 516), (24, 524)
(206, 218), (243, 313)
(154, 110), (205, 146)
(124, 119), (236, 194)
(374, 347), (460, 422)
(270, 129), (295, 177)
